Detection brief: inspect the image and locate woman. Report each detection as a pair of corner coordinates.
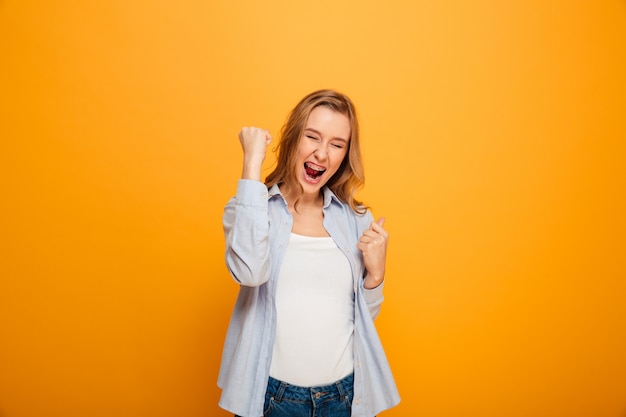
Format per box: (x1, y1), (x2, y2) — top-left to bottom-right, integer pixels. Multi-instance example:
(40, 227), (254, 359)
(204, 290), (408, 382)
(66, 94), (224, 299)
(218, 90), (400, 417)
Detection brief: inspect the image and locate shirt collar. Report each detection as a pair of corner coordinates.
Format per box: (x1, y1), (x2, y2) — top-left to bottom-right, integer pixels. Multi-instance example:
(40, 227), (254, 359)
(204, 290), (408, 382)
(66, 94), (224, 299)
(322, 186), (343, 209)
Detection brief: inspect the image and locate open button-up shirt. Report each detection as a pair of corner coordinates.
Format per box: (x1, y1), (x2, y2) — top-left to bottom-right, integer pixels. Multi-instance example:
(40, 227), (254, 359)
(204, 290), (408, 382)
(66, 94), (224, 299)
(218, 180), (400, 417)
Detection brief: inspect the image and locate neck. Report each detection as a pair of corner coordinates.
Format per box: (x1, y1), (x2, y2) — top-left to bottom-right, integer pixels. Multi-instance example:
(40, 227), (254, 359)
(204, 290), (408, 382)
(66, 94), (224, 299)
(279, 183), (324, 209)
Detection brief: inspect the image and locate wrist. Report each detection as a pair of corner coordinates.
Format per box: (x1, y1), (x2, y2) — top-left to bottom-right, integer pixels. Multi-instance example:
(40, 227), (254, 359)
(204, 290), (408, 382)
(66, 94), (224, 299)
(364, 273), (384, 289)
(241, 159), (264, 181)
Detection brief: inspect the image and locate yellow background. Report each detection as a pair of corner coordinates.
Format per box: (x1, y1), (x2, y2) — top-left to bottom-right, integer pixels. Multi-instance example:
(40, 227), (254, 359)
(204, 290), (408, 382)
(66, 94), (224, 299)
(1, 1), (625, 416)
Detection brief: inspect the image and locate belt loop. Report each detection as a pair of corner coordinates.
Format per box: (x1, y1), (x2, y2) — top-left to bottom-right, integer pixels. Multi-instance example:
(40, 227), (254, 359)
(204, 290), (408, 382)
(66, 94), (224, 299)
(335, 379), (346, 399)
(274, 380), (288, 402)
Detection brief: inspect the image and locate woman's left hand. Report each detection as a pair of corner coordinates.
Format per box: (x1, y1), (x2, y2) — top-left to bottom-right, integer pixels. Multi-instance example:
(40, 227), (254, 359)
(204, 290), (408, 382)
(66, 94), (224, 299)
(358, 218), (388, 289)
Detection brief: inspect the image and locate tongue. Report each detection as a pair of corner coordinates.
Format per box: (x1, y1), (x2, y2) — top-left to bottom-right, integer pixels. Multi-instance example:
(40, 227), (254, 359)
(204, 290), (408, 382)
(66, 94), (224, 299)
(305, 166), (322, 177)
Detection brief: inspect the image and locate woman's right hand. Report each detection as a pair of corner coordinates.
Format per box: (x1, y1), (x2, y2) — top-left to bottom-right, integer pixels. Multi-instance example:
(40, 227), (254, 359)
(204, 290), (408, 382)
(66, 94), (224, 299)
(239, 127), (272, 181)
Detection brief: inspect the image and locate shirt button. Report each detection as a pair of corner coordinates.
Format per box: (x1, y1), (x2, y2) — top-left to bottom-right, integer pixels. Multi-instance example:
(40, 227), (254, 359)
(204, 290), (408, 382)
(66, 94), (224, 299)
(355, 398), (360, 405)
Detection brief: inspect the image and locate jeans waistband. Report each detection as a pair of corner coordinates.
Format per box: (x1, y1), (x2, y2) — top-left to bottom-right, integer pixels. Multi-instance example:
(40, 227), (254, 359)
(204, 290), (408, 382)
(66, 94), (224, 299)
(266, 373), (354, 402)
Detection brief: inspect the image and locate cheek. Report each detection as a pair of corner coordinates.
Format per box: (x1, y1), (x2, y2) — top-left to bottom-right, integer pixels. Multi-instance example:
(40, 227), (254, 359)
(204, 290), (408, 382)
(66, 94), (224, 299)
(338, 149), (349, 163)
(297, 142), (315, 158)
(331, 151), (349, 171)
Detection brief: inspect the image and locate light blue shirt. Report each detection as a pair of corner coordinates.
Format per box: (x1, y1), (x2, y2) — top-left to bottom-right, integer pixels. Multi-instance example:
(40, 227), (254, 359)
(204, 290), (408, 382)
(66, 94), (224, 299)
(218, 180), (400, 417)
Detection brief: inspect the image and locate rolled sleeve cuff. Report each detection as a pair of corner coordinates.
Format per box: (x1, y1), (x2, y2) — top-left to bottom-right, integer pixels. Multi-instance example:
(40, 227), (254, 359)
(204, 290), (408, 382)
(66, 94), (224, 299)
(236, 179), (269, 207)
(363, 279), (384, 302)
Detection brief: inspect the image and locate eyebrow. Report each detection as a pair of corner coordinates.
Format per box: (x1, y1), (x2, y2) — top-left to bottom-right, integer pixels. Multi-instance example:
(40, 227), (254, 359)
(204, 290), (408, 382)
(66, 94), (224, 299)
(304, 128), (349, 143)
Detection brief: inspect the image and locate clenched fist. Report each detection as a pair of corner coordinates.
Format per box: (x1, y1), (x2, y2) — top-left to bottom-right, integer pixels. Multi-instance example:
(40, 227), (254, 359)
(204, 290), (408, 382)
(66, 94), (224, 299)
(358, 217), (388, 289)
(238, 127), (272, 181)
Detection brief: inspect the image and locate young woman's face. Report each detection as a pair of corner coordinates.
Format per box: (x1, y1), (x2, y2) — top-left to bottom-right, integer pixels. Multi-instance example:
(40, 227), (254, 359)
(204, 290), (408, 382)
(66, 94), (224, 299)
(295, 106), (351, 197)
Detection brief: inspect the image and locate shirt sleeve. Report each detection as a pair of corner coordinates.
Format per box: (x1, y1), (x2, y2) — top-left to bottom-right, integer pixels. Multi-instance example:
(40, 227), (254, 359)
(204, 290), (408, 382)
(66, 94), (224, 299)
(222, 179), (271, 287)
(363, 281), (385, 320)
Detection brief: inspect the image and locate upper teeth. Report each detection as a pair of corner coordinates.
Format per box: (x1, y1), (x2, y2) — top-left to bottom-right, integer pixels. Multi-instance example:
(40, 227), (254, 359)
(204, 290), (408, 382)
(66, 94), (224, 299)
(306, 163), (324, 171)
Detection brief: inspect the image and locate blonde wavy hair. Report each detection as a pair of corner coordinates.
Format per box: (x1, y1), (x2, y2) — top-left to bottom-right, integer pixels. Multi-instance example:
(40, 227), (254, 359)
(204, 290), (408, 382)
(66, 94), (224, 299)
(265, 89), (367, 214)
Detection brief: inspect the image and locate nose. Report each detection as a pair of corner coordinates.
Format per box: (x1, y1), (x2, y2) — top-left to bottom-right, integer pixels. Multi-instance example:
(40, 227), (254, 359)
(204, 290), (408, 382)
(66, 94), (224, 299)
(314, 144), (328, 160)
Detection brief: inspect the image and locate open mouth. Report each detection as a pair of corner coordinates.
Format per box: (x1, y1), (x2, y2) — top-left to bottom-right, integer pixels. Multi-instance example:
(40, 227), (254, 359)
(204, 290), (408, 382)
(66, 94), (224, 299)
(304, 162), (326, 181)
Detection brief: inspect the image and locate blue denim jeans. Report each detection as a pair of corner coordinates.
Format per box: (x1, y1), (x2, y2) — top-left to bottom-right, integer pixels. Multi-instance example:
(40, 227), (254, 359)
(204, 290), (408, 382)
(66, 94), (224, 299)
(237, 373), (353, 417)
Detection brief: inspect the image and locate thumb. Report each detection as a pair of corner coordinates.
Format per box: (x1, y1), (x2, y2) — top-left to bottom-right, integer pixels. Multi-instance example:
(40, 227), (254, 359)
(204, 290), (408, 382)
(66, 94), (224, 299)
(376, 217), (385, 227)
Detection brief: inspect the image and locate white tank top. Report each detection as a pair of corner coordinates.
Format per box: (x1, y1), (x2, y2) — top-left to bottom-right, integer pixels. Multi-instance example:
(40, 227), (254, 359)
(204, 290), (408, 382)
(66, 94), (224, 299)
(269, 233), (354, 386)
